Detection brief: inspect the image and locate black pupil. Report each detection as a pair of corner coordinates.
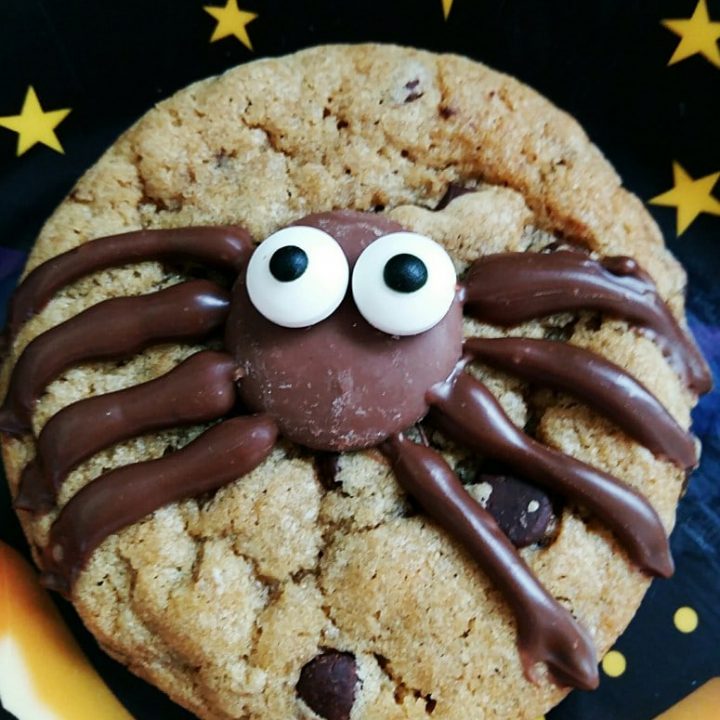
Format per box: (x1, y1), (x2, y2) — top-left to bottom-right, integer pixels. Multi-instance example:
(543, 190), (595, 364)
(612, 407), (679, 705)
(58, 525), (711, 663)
(269, 245), (308, 282)
(383, 253), (428, 293)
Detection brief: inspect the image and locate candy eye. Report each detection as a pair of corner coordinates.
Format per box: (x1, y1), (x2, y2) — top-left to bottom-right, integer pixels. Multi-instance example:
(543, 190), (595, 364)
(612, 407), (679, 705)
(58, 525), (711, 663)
(246, 226), (349, 328)
(352, 232), (457, 336)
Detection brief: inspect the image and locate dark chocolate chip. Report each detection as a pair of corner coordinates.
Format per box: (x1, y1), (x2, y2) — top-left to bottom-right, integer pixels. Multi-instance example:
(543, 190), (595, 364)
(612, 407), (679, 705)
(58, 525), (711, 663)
(403, 79), (424, 102)
(297, 650), (358, 720)
(434, 184), (475, 211)
(480, 474), (557, 547)
(315, 452), (341, 490)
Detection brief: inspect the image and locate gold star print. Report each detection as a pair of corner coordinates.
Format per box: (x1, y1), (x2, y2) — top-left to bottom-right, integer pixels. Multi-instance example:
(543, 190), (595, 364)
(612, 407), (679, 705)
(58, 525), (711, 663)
(204, 0), (258, 50)
(0, 87), (71, 156)
(442, 0), (454, 20)
(662, 0), (720, 69)
(650, 162), (720, 235)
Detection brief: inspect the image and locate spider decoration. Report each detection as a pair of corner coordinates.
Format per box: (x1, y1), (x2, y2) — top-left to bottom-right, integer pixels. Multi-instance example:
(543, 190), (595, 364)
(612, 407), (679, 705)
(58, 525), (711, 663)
(0, 208), (710, 691)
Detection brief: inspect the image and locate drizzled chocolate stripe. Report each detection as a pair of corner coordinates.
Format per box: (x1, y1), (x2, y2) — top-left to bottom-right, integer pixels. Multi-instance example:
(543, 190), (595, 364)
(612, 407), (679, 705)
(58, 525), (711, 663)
(41, 414), (278, 595)
(15, 351), (239, 513)
(429, 370), (674, 578)
(0, 281), (230, 436)
(463, 252), (711, 394)
(382, 435), (599, 690)
(465, 337), (696, 469)
(3, 226), (252, 343)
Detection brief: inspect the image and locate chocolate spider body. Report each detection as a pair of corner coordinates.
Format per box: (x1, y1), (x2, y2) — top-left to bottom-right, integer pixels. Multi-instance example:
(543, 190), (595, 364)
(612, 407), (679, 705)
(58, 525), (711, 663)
(0, 208), (710, 691)
(228, 212), (463, 450)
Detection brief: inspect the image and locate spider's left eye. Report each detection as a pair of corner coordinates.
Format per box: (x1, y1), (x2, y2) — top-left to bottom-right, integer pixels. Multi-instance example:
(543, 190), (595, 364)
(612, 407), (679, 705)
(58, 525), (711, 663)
(352, 232), (457, 336)
(246, 226), (349, 328)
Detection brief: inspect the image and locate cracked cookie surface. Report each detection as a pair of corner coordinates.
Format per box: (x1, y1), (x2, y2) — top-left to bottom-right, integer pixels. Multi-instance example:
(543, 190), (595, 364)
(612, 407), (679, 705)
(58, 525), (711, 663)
(1, 44), (699, 720)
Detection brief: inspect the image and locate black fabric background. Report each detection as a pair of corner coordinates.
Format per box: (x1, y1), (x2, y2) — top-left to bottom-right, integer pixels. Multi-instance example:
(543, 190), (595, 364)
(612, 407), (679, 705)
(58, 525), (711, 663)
(0, 2), (718, 718)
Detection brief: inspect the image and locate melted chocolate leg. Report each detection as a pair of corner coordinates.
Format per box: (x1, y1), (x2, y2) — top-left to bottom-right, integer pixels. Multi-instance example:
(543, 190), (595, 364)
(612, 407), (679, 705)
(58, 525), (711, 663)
(0, 280), (230, 436)
(428, 372), (674, 578)
(464, 337), (696, 469)
(462, 251), (711, 394)
(382, 434), (598, 690)
(41, 414), (278, 595)
(15, 351), (239, 513)
(4, 225), (252, 342)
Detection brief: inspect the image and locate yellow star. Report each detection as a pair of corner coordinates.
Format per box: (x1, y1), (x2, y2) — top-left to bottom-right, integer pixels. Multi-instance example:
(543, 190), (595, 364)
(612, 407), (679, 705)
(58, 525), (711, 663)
(662, 0), (720, 69)
(204, 0), (258, 50)
(442, 0), (454, 20)
(650, 162), (720, 235)
(0, 87), (71, 156)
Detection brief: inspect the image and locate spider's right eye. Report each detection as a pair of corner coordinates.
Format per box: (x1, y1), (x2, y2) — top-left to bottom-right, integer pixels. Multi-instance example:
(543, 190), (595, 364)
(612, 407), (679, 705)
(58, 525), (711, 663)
(351, 232), (456, 336)
(246, 226), (349, 328)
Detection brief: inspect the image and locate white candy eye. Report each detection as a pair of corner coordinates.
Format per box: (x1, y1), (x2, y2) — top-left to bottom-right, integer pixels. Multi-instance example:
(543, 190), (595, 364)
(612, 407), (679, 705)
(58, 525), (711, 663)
(246, 226), (349, 328)
(351, 232), (456, 336)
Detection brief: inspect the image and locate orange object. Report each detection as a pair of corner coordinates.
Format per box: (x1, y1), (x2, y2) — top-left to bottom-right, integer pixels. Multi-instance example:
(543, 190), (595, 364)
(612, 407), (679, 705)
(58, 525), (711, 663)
(654, 678), (720, 720)
(0, 541), (131, 719)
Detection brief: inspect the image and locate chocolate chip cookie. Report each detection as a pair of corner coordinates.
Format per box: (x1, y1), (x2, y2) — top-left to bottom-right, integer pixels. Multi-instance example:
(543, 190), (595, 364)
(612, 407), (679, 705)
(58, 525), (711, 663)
(1, 44), (709, 720)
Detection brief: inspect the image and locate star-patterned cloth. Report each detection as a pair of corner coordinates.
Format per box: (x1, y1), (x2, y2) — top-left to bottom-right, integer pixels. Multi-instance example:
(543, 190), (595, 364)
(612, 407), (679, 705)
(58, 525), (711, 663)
(650, 162), (720, 235)
(0, 2), (718, 720)
(203, 0), (258, 50)
(662, 0), (720, 69)
(0, 87), (71, 156)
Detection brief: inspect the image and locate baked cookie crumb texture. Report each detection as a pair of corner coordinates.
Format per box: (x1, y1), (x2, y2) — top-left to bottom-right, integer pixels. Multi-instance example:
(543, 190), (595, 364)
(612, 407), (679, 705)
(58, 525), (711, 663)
(0, 45), (710, 720)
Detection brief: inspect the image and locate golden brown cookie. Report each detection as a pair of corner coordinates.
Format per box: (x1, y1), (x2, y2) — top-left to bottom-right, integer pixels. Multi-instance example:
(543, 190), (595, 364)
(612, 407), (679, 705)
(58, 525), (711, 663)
(1, 44), (708, 720)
